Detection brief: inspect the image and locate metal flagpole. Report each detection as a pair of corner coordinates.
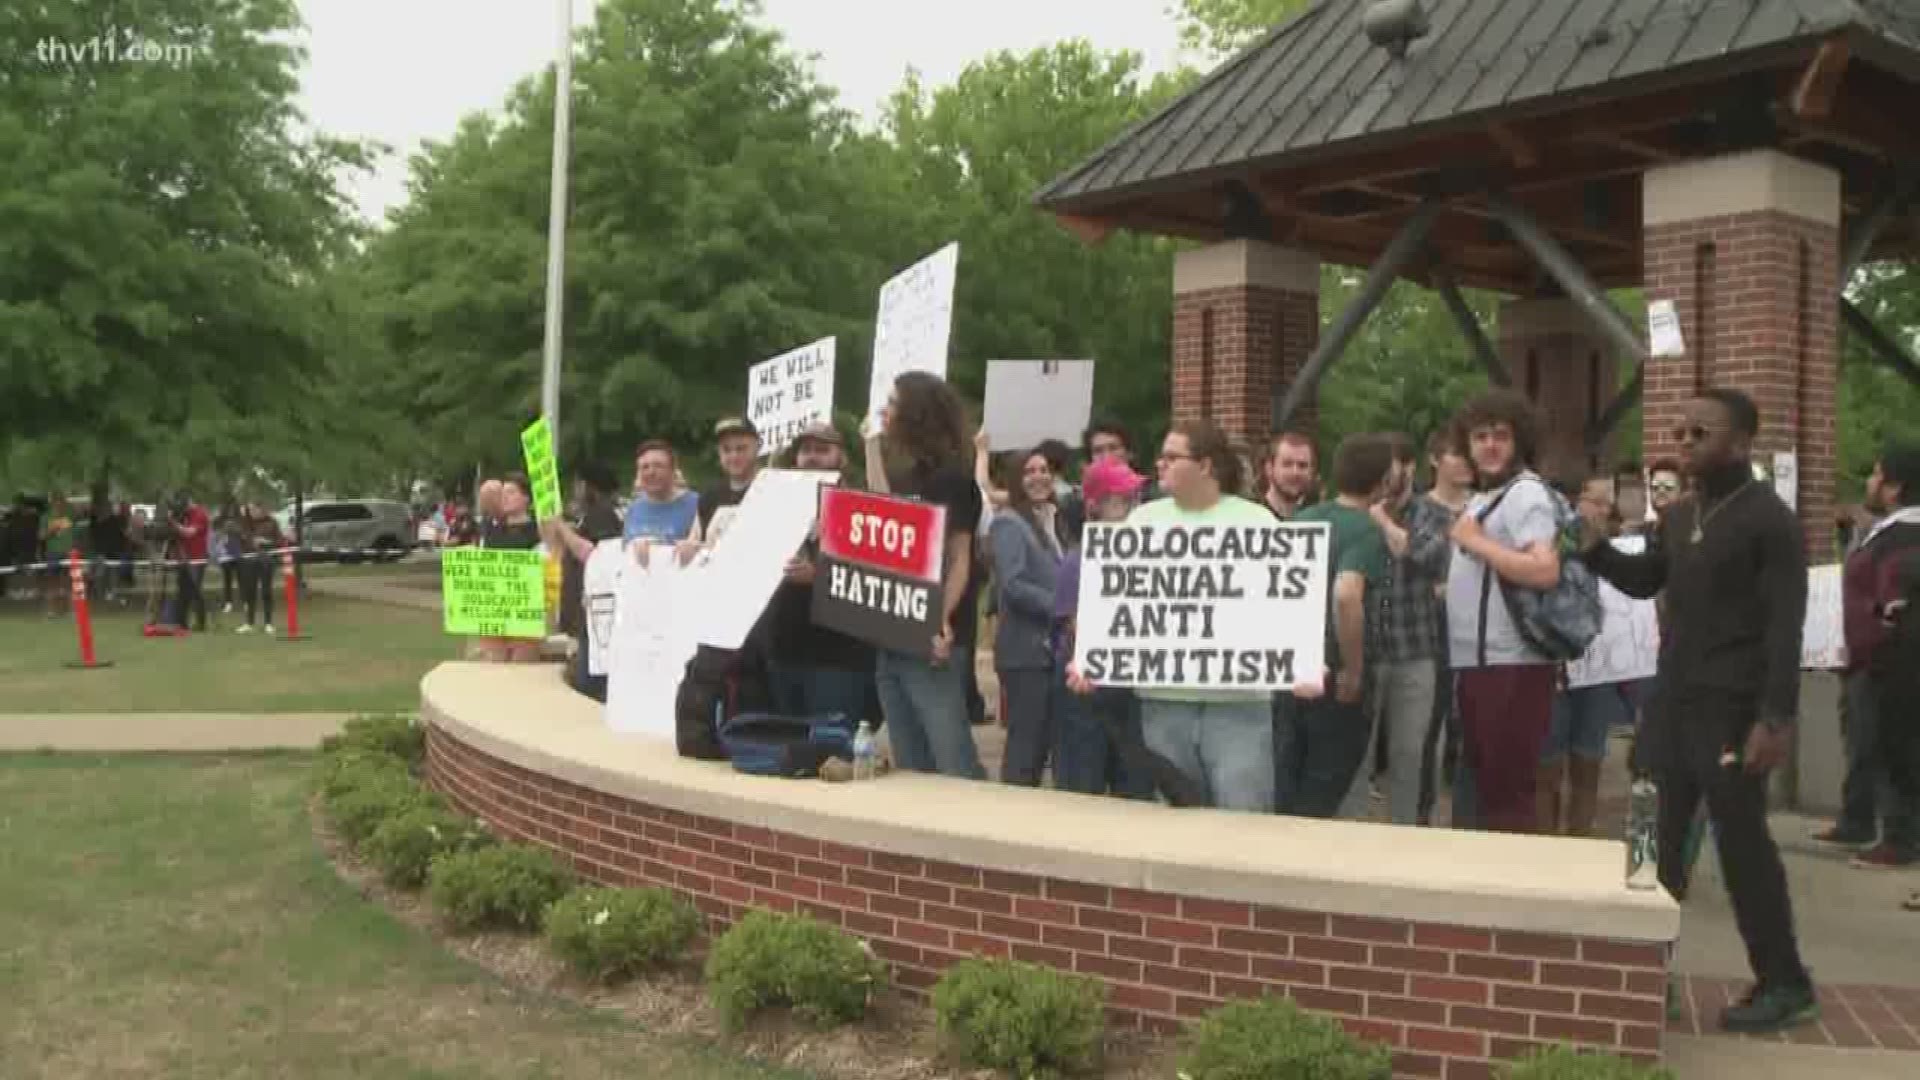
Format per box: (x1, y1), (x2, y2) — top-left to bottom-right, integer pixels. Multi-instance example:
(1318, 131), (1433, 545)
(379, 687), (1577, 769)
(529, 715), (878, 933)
(539, 0), (573, 440)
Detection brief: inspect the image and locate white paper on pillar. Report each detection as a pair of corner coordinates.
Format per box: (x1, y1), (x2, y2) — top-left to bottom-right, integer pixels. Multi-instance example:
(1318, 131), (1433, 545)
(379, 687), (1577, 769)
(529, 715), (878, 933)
(982, 360), (1096, 450)
(1567, 538), (1660, 689)
(605, 551), (702, 741)
(583, 540), (624, 676)
(694, 469), (841, 650)
(1647, 299), (1685, 358)
(1802, 564), (1845, 670)
(1772, 451), (1798, 511)
(866, 242), (958, 426)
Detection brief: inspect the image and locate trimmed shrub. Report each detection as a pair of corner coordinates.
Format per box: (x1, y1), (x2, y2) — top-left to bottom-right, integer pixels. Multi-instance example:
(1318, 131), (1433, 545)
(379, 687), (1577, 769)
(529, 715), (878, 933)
(326, 770), (441, 848)
(1180, 996), (1392, 1080)
(1501, 1047), (1677, 1080)
(932, 958), (1106, 1077)
(427, 844), (572, 931)
(544, 886), (701, 982)
(316, 746), (410, 802)
(363, 805), (492, 889)
(704, 910), (887, 1030)
(322, 714), (425, 767)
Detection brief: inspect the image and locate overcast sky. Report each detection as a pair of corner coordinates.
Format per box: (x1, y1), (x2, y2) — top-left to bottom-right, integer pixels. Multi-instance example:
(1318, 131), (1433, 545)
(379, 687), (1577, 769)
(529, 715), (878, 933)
(296, 0), (1190, 224)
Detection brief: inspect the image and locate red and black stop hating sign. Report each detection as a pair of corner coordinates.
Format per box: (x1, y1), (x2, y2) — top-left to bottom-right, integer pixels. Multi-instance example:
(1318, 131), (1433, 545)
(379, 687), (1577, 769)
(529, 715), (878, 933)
(811, 486), (946, 657)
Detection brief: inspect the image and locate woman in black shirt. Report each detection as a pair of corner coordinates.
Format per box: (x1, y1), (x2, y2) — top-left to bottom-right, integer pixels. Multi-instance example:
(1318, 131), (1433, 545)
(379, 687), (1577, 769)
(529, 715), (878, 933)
(480, 473), (544, 663)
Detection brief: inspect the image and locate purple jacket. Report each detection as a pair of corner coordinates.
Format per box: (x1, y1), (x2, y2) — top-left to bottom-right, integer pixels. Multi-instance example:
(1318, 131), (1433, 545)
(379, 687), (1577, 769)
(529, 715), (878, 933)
(1053, 550), (1082, 664)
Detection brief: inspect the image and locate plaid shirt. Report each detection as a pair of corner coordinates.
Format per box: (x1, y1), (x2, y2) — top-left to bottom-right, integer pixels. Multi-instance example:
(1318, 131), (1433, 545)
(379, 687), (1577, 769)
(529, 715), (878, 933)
(1369, 493), (1454, 663)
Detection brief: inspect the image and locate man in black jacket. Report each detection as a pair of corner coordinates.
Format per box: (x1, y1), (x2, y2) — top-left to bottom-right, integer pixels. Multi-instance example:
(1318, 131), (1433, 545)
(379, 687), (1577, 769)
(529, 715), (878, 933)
(1580, 388), (1816, 1034)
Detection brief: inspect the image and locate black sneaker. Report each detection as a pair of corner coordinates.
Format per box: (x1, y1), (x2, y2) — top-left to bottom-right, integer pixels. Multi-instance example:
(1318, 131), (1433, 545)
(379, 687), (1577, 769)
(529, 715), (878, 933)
(1720, 982), (1819, 1034)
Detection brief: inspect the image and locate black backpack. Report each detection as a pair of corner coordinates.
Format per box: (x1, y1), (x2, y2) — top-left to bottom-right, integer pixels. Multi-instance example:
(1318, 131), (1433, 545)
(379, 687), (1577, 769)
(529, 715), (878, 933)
(675, 643), (771, 761)
(718, 713), (856, 778)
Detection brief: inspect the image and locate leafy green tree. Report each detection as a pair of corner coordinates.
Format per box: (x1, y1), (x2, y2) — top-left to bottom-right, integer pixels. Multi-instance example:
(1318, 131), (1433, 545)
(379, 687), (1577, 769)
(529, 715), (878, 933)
(0, 0), (369, 498)
(879, 42), (1191, 442)
(1176, 0), (1315, 56)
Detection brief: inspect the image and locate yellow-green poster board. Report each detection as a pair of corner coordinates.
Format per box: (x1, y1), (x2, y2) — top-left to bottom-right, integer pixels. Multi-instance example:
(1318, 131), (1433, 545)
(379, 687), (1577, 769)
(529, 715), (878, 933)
(520, 416), (563, 521)
(442, 547), (546, 638)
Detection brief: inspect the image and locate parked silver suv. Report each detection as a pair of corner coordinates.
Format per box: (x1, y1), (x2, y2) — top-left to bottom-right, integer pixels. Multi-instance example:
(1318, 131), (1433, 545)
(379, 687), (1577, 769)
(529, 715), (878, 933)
(282, 499), (414, 562)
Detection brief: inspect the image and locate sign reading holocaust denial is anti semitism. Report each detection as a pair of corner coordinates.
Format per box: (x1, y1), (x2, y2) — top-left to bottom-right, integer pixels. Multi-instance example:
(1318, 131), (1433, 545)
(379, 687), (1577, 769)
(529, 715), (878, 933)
(441, 547), (547, 639)
(747, 337), (836, 459)
(811, 486), (946, 658)
(1073, 521), (1330, 690)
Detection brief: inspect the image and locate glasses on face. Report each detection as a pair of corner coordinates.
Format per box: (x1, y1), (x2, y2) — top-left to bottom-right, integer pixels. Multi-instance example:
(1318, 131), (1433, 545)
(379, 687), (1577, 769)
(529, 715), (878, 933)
(1674, 424), (1712, 444)
(1650, 480), (1680, 494)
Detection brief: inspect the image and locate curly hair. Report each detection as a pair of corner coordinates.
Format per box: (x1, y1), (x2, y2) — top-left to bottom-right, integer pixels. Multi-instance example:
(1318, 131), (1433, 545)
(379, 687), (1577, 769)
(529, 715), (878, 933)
(883, 371), (968, 473)
(1453, 389), (1540, 470)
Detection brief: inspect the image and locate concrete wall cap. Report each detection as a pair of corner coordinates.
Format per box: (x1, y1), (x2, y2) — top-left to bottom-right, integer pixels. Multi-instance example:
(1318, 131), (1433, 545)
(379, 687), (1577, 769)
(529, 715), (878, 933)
(1174, 238), (1321, 296)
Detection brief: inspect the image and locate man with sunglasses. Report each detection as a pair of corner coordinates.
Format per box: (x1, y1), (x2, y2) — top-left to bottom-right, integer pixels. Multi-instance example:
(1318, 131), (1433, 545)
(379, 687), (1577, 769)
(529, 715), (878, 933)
(1580, 388), (1816, 1034)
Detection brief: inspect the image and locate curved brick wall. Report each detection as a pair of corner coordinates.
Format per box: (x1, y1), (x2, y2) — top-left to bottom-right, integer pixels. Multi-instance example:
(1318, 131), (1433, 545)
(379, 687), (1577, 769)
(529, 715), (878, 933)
(422, 663), (1677, 1080)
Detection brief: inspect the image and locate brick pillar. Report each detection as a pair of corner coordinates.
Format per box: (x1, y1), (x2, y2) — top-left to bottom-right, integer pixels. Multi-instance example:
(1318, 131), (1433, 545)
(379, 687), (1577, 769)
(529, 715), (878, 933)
(1171, 239), (1320, 446)
(1642, 150), (1840, 562)
(1497, 297), (1624, 484)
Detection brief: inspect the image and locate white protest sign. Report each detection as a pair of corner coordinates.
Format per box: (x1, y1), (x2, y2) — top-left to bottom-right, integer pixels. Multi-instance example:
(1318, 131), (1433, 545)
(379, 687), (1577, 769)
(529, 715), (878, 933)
(982, 360), (1096, 450)
(1648, 299), (1685, 358)
(605, 551), (702, 741)
(1772, 451), (1798, 511)
(866, 242), (958, 425)
(1567, 536), (1660, 689)
(583, 540), (624, 676)
(1803, 563), (1845, 669)
(1074, 520), (1329, 691)
(695, 469), (841, 650)
(748, 337), (836, 459)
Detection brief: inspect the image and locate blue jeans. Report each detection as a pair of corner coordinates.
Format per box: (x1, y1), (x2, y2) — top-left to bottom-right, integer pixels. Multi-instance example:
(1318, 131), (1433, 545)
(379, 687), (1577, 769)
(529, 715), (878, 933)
(1054, 682), (1154, 799)
(1139, 697), (1275, 812)
(768, 664), (871, 724)
(1274, 694), (1371, 819)
(875, 648), (985, 780)
(1544, 684), (1633, 762)
(1841, 670), (1913, 847)
(999, 666), (1057, 786)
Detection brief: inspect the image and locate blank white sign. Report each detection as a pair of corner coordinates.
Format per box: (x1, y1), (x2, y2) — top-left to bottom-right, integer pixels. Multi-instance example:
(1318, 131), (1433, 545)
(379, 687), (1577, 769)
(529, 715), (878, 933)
(982, 360), (1096, 451)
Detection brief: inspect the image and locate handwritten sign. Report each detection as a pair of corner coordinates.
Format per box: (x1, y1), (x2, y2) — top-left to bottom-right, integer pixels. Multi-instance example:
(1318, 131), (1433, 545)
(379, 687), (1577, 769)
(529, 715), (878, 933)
(1648, 299), (1685, 358)
(748, 337), (837, 459)
(605, 555), (701, 741)
(583, 540), (623, 676)
(1803, 564), (1844, 669)
(519, 416), (562, 521)
(982, 360), (1096, 450)
(866, 242), (958, 426)
(1567, 538), (1660, 689)
(813, 486), (947, 656)
(1074, 521), (1329, 690)
(442, 547), (546, 639)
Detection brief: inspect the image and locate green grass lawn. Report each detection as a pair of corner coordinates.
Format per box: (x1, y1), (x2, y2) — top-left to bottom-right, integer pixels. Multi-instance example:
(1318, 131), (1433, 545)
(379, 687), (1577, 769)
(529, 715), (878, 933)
(0, 593), (460, 713)
(0, 753), (802, 1080)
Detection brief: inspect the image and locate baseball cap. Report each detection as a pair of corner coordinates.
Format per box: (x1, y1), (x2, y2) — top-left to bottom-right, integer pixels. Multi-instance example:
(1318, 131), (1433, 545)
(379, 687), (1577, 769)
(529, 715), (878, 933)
(1082, 458), (1146, 504)
(794, 421), (842, 447)
(714, 417), (758, 440)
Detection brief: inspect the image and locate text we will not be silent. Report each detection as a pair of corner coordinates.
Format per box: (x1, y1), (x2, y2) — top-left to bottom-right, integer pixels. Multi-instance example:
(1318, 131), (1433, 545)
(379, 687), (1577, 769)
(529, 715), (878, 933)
(1076, 522), (1328, 690)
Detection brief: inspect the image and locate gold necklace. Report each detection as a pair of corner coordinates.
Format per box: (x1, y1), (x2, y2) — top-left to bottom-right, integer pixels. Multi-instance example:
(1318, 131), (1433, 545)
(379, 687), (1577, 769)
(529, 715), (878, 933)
(1689, 480), (1753, 544)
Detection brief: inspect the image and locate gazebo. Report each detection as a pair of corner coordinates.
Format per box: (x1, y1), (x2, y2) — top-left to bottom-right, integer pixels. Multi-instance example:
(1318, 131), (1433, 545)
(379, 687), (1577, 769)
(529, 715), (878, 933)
(1037, 0), (1920, 560)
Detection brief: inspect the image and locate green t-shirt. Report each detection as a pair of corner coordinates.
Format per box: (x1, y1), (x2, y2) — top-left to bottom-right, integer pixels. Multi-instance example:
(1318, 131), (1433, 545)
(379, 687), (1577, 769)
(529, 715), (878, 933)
(1126, 495), (1278, 705)
(1292, 500), (1388, 673)
(43, 516), (78, 558)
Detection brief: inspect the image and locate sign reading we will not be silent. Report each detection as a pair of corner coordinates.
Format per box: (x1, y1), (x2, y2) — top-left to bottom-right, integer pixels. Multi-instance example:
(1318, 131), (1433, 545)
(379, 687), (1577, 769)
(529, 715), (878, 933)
(1074, 521), (1330, 691)
(812, 486), (947, 658)
(519, 416), (562, 521)
(442, 547), (547, 639)
(747, 337), (836, 459)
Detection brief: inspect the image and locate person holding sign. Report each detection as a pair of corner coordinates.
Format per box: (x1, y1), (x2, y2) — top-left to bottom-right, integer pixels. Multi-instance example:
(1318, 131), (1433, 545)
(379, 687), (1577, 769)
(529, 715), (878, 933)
(699, 418), (762, 545)
(624, 441), (702, 556)
(540, 463), (625, 701)
(479, 474), (544, 663)
(989, 448), (1071, 787)
(1072, 419), (1283, 812)
(1273, 435), (1393, 819)
(865, 372), (987, 780)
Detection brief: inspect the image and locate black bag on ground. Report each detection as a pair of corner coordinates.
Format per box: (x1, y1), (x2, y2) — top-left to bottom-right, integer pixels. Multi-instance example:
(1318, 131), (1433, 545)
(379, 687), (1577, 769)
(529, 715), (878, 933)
(718, 713), (856, 778)
(675, 643), (775, 761)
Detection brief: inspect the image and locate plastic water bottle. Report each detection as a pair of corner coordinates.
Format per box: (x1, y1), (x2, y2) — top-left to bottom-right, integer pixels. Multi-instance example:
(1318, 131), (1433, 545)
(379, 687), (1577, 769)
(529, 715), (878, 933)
(852, 721), (876, 782)
(1626, 777), (1660, 890)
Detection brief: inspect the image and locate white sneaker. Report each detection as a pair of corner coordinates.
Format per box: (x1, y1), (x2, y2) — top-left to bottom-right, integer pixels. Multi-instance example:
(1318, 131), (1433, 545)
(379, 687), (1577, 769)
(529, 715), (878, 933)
(223, 603), (233, 614)
(235, 624), (252, 634)
(264, 624), (276, 635)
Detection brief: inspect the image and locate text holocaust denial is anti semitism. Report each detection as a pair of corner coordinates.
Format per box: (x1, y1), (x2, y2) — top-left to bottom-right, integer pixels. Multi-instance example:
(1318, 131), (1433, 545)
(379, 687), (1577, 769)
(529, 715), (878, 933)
(1075, 522), (1329, 690)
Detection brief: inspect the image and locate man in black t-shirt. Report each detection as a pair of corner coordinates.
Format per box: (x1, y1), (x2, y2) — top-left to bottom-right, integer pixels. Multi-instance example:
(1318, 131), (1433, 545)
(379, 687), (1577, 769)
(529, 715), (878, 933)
(542, 464), (625, 700)
(765, 423), (875, 721)
(699, 417), (762, 544)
